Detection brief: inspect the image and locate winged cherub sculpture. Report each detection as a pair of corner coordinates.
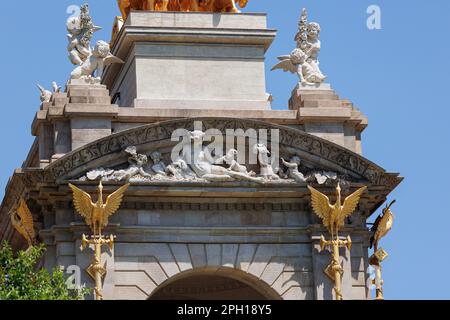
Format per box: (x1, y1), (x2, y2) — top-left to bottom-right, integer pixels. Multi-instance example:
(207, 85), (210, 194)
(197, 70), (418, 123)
(272, 8), (326, 86)
(10, 198), (36, 247)
(69, 181), (130, 236)
(70, 40), (124, 83)
(67, 4), (101, 66)
(308, 183), (367, 239)
(37, 84), (52, 103)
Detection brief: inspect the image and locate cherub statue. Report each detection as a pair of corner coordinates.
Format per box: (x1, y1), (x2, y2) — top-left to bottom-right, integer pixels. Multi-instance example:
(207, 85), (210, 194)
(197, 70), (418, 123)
(70, 40), (124, 83)
(313, 171), (338, 185)
(215, 149), (254, 175)
(253, 144), (280, 180)
(150, 151), (167, 176)
(271, 8), (326, 86)
(110, 146), (153, 181)
(186, 130), (263, 183)
(66, 4), (101, 65)
(281, 156), (306, 183)
(52, 82), (62, 93)
(166, 157), (196, 179)
(37, 84), (52, 103)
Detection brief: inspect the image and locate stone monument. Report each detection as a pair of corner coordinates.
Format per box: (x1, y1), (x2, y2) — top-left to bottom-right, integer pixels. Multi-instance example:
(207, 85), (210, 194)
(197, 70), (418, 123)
(0, 4), (401, 300)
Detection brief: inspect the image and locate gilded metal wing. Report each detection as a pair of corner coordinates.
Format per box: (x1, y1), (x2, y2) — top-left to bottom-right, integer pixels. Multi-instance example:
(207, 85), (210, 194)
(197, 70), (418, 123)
(375, 208), (394, 242)
(69, 183), (94, 226)
(338, 186), (367, 225)
(102, 183), (130, 226)
(10, 198), (35, 245)
(271, 57), (297, 74)
(308, 185), (333, 230)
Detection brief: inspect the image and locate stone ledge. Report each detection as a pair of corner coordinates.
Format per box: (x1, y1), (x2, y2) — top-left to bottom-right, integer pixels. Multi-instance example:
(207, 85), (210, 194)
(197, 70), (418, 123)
(69, 96), (112, 104)
(297, 107), (352, 121)
(133, 98), (272, 110)
(117, 107), (298, 124)
(48, 106), (64, 117)
(63, 104), (119, 118)
(41, 225), (314, 243)
(67, 87), (110, 97)
(126, 11), (270, 30)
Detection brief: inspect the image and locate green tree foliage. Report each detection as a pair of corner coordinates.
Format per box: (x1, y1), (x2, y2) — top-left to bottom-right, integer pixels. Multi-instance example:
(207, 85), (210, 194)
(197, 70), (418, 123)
(0, 241), (89, 300)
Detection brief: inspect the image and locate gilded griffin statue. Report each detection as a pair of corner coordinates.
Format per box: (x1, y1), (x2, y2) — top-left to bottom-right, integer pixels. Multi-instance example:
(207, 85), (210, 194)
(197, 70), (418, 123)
(69, 181), (130, 236)
(308, 183), (367, 238)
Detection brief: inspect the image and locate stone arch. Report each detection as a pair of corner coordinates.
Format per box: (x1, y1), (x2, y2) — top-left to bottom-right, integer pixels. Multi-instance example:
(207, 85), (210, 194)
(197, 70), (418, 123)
(147, 267), (282, 300)
(112, 242), (314, 300)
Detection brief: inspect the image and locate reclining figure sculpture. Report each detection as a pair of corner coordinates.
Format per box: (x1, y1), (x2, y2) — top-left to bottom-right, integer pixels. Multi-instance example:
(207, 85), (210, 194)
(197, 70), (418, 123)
(117, 0), (249, 20)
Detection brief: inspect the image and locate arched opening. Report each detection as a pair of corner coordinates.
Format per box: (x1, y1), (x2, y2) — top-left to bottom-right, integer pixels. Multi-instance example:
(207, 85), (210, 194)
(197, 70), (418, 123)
(148, 269), (281, 300)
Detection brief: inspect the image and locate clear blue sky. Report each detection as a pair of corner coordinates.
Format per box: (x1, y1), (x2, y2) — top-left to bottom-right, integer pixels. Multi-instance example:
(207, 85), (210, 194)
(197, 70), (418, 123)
(0, 0), (449, 299)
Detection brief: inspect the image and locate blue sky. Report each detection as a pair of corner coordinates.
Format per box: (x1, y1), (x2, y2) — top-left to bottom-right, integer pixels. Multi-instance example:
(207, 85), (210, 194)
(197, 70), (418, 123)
(0, 0), (449, 299)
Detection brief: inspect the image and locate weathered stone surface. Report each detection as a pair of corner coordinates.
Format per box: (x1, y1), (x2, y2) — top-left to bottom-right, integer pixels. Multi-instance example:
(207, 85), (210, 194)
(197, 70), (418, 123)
(222, 244), (239, 269)
(236, 244), (258, 272)
(115, 256), (168, 285)
(272, 271), (314, 295)
(170, 244), (193, 272)
(288, 84), (368, 153)
(115, 243), (180, 278)
(282, 286), (314, 300)
(260, 258), (285, 286)
(206, 244), (221, 267)
(70, 119), (112, 150)
(115, 271), (156, 295)
(56, 242), (75, 256)
(113, 286), (148, 300)
(188, 244), (207, 269)
(105, 12), (276, 110)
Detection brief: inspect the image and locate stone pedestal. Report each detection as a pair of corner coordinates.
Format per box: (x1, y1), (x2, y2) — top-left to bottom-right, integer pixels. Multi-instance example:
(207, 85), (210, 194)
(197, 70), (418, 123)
(289, 83), (368, 154)
(65, 80), (117, 150)
(31, 80), (119, 167)
(103, 11), (276, 110)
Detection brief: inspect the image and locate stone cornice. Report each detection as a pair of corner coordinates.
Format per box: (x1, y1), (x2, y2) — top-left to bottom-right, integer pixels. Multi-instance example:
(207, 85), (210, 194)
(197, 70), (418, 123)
(39, 224), (370, 244)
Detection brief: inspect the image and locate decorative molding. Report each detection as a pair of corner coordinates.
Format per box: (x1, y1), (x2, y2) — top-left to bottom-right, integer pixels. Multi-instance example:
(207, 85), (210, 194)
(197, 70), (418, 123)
(45, 118), (401, 189)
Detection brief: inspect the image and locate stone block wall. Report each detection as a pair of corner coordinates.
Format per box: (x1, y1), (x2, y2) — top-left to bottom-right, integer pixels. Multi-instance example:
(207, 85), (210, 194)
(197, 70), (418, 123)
(40, 199), (370, 300)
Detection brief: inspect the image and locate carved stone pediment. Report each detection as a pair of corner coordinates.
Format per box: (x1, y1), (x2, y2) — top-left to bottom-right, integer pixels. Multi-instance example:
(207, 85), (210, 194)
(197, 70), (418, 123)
(44, 118), (401, 191)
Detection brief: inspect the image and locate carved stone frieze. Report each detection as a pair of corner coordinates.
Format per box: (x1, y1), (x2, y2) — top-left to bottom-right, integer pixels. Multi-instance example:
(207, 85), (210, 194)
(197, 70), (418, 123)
(45, 118), (401, 189)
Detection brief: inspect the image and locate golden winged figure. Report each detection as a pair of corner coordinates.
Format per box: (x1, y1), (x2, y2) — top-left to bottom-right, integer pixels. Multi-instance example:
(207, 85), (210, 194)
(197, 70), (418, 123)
(10, 198), (36, 247)
(69, 181), (130, 236)
(308, 183), (367, 238)
(370, 200), (395, 252)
